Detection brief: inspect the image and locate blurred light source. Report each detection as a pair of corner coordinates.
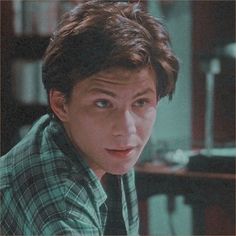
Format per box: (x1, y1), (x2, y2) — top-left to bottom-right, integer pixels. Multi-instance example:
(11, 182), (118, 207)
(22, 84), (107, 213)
(215, 42), (236, 58)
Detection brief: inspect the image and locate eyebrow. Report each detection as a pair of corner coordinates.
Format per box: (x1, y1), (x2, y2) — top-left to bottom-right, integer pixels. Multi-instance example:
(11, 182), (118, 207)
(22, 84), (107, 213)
(88, 88), (117, 97)
(88, 87), (156, 98)
(133, 88), (156, 99)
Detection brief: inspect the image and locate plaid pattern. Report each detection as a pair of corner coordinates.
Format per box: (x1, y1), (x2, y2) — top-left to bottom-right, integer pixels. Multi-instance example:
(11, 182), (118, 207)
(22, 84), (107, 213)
(0, 115), (139, 236)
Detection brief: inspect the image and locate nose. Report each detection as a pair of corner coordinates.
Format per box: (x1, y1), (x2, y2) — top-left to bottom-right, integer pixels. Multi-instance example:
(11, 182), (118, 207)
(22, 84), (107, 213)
(112, 109), (137, 137)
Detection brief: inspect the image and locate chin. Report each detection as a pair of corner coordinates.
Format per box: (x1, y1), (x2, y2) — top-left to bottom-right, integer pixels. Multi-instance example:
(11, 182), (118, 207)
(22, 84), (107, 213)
(111, 169), (129, 176)
(108, 162), (136, 176)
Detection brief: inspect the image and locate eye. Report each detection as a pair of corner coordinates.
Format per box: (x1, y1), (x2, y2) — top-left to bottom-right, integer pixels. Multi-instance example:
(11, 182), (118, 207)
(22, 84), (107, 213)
(133, 99), (149, 107)
(95, 99), (112, 108)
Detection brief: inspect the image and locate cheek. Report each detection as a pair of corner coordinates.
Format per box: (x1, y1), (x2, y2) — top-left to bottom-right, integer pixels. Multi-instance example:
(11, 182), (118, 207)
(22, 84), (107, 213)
(71, 112), (107, 142)
(144, 107), (157, 126)
(69, 118), (103, 154)
(138, 108), (157, 138)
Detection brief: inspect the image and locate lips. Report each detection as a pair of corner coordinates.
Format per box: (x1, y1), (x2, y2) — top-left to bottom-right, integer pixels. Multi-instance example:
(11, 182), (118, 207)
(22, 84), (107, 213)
(105, 147), (136, 158)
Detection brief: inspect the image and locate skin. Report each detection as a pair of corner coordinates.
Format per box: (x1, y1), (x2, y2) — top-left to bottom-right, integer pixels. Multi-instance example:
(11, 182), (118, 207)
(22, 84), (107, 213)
(50, 66), (158, 180)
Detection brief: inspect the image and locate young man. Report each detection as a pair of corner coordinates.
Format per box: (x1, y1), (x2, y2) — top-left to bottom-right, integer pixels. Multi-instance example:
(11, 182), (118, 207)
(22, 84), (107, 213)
(0, 1), (179, 235)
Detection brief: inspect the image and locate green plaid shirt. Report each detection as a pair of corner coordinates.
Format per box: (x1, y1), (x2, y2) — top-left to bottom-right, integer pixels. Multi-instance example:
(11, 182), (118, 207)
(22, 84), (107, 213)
(0, 115), (139, 235)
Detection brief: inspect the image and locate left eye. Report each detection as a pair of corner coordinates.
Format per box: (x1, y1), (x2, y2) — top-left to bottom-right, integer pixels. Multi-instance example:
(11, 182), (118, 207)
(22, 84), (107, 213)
(133, 99), (149, 107)
(95, 99), (111, 108)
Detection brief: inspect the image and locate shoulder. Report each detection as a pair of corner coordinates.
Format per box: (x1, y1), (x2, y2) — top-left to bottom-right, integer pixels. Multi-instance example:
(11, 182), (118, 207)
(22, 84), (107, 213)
(0, 115), (51, 182)
(0, 115), (103, 235)
(21, 175), (101, 235)
(4, 164), (100, 234)
(1, 115), (74, 188)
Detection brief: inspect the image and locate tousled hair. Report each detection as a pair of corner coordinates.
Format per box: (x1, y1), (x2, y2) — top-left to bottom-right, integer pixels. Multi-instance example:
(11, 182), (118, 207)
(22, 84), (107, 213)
(42, 0), (179, 102)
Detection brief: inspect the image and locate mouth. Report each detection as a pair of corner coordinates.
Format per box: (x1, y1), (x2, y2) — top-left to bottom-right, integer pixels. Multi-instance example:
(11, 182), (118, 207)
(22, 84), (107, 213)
(105, 147), (136, 158)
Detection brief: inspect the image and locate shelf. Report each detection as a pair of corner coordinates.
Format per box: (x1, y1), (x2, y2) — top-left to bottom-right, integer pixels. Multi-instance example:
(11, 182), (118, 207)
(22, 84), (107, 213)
(10, 35), (50, 60)
(13, 104), (49, 125)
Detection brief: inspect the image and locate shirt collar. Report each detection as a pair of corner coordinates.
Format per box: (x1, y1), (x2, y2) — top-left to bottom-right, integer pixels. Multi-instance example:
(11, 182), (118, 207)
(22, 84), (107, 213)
(45, 114), (107, 206)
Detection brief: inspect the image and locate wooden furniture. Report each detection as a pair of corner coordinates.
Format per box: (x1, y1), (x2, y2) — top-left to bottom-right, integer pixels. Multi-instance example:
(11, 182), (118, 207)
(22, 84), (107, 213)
(191, 0), (235, 148)
(135, 163), (235, 235)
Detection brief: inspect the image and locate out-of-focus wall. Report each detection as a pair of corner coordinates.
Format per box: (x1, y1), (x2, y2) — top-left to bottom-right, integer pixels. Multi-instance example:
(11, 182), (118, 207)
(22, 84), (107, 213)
(142, 0), (193, 235)
(150, 0), (192, 151)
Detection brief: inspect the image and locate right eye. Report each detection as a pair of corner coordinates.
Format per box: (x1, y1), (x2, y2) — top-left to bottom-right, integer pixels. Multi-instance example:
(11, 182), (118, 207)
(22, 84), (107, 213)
(94, 99), (112, 109)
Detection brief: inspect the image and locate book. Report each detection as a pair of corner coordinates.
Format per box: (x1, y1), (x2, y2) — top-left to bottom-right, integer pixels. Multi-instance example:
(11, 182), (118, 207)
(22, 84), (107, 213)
(12, 59), (47, 105)
(12, 0), (78, 35)
(12, 0), (23, 35)
(37, 60), (48, 105)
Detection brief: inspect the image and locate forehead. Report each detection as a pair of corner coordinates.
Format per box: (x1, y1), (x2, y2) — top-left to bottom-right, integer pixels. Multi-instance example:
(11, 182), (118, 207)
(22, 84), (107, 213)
(73, 66), (157, 93)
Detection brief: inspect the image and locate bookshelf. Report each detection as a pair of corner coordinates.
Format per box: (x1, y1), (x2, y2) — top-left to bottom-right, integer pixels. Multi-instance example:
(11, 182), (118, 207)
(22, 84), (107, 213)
(11, 36), (50, 59)
(1, 34), (49, 154)
(1, 1), (75, 155)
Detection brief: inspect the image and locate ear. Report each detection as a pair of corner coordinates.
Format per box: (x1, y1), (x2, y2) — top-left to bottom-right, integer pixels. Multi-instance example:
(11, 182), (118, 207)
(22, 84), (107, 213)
(49, 89), (69, 122)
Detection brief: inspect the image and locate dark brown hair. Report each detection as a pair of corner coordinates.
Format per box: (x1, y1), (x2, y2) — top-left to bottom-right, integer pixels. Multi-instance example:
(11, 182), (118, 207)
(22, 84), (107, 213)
(42, 0), (179, 101)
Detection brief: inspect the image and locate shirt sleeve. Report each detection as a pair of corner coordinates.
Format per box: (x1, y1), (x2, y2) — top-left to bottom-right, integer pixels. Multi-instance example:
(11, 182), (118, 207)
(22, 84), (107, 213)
(20, 178), (102, 236)
(41, 217), (100, 236)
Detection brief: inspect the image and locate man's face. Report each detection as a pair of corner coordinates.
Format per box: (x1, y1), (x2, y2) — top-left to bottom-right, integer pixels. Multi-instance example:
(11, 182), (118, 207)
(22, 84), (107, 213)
(62, 66), (157, 179)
